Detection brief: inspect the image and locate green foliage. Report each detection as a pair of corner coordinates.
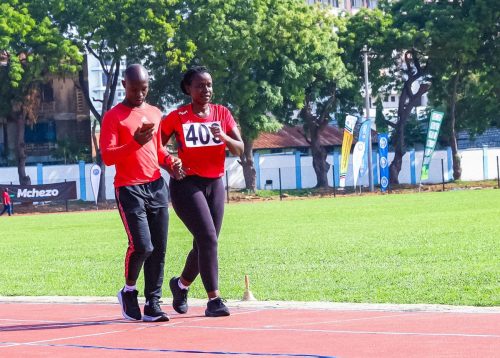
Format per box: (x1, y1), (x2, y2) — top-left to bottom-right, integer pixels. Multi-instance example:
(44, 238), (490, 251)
(404, 112), (427, 148)
(339, 8), (394, 112)
(0, 190), (499, 305)
(41, 0), (192, 119)
(391, 0), (499, 140)
(0, 0), (81, 116)
(52, 139), (91, 164)
(149, 0), (348, 141)
(374, 97), (388, 133)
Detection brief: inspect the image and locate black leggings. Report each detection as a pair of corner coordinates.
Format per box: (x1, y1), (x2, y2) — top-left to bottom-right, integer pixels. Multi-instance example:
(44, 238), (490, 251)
(169, 176), (225, 293)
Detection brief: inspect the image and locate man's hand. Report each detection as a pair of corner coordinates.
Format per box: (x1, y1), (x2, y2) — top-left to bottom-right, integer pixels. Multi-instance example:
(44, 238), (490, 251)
(133, 123), (154, 145)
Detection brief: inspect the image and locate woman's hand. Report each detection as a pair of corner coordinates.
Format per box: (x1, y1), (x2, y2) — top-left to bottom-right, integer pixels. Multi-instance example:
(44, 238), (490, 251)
(210, 123), (226, 143)
(171, 157), (186, 180)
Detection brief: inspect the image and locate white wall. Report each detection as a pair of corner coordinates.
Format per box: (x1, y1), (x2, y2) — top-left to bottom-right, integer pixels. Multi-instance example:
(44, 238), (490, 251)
(487, 148), (500, 180)
(1, 147), (499, 199)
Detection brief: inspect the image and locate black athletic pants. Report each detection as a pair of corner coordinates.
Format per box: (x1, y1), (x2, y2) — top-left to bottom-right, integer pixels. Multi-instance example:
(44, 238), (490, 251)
(115, 177), (169, 301)
(169, 176), (225, 293)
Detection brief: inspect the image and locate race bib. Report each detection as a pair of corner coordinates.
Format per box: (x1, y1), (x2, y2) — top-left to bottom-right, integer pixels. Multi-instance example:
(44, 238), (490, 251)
(182, 122), (223, 148)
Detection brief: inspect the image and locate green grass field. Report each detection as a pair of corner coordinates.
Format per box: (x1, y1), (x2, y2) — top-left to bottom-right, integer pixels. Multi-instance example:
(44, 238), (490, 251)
(1, 189), (498, 306)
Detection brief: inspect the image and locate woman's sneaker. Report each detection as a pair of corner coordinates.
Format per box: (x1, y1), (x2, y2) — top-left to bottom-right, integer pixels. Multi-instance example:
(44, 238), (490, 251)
(169, 277), (188, 314)
(205, 297), (230, 317)
(117, 288), (141, 321)
(143, 298), (170, 322)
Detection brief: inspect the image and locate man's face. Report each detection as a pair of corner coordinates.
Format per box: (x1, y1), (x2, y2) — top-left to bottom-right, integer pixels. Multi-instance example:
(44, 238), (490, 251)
(123, 78), (149, 107)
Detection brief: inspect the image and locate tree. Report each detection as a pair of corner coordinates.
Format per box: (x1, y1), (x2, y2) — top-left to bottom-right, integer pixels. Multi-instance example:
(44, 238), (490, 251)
(278, 5), (349, 188)
(41, 0), (191, 200)
(341, 7), (431, 184)
(420, 0), (500, 179)
(391, 0), (500, 179)
(387, 50), (430, 183)
(149, 0), (283, 190)
(374, 97), (388, 133)
(0, 0), (81, 185)
(150, 0), (348, 189)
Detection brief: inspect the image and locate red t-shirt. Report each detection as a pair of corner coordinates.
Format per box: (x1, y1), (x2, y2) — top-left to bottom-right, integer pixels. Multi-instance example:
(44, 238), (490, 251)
(162, 103), (237, 178)
(3, 191), (10, 205)
(100, 103), (171, 188)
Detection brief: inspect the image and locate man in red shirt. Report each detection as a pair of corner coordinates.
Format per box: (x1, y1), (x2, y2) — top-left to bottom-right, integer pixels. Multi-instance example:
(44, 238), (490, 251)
(1, 188), (12, 216)
(100, 64), (182, 322)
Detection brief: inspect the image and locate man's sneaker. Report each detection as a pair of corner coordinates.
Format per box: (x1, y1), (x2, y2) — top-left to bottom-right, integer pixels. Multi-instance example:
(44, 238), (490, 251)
(117, 288), (141, 321)
(143, 298), (170, 322)
(169, 277), (188, 314)
(205, 297), (230, 317)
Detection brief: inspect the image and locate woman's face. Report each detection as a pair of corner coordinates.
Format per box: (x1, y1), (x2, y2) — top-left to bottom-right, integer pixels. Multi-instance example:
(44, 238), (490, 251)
(187, 72), (213, 105)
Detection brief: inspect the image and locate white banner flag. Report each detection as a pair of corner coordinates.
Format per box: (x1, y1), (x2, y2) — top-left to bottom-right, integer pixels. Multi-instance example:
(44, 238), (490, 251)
(352, 141), (365, 188)
(90, 164), (101, 205)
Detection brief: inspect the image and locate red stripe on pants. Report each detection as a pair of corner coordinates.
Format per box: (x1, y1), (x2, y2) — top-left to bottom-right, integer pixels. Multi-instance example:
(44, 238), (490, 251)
(115, 187), (135, 280)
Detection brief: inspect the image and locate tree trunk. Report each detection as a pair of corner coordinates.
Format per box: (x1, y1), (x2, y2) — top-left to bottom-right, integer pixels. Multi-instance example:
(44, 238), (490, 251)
(388, 51), (430, 184)
(15, 112), (31, 185)
(239, 136), (256, 191)
(13, 85), (41, 185)
(449, 73), (462, 180)
(310, 127), (329, 188)
(79, 68), (108, 202)
(300, 91), (335, 189)
(389, 114), (406, 185)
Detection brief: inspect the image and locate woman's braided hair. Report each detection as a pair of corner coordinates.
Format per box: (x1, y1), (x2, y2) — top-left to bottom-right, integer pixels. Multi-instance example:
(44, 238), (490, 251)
(180, 66), (210, 95)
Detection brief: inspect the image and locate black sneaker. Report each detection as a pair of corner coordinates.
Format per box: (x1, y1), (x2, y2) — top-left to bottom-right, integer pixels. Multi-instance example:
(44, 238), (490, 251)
(169, 277), (188, 314)
(205, 297), (230, 317)
(143, 298), (170, 322)
(117, 288), (141, 321)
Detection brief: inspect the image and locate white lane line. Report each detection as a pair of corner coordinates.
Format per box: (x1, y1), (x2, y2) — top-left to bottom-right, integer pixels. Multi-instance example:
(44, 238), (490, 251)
(172, 325), (500, 338)
(162, 309), (265, 327)
(0, 318), (61, 323)
(264, 312), (421, 328)
(0, 329), (125, 348)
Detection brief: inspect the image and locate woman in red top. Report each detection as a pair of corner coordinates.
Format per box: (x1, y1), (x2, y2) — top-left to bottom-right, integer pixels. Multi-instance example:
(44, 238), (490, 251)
(162, 66), (244, 317)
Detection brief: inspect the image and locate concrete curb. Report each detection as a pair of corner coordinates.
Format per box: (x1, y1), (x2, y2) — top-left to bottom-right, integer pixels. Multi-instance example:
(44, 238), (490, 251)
(0, 296), (498, 314)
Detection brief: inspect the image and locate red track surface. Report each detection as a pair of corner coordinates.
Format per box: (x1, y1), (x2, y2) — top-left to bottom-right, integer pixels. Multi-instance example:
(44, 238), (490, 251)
(0, 301), (499, 357)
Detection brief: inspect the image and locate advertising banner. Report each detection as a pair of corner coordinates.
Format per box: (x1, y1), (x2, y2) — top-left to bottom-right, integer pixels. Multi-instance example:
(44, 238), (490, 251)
(378, 133), (389, 192)
(0, 182), (77, 203)
(357, 120), (372, 181)
(352, 141), (365, 188)
(421, 110), (445, 181)
(339, 115), (358, 187)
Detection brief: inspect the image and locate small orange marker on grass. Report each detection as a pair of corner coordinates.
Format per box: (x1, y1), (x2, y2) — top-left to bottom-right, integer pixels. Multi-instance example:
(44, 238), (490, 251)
(242, 275), (256, 301)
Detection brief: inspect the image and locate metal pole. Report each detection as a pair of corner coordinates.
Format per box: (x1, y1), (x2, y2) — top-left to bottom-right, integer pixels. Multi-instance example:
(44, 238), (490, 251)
(332, 164), (336, 198)
(363, 45), (374, 192)
(65, 179), (68, 212)
(496, 156), (499, 189)
(278, 168), (282, 201)
(441, 159), (445, 192)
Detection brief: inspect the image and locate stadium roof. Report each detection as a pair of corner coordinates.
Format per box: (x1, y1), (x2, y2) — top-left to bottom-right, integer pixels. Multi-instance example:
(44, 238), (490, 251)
(253, 125), (344, 150)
